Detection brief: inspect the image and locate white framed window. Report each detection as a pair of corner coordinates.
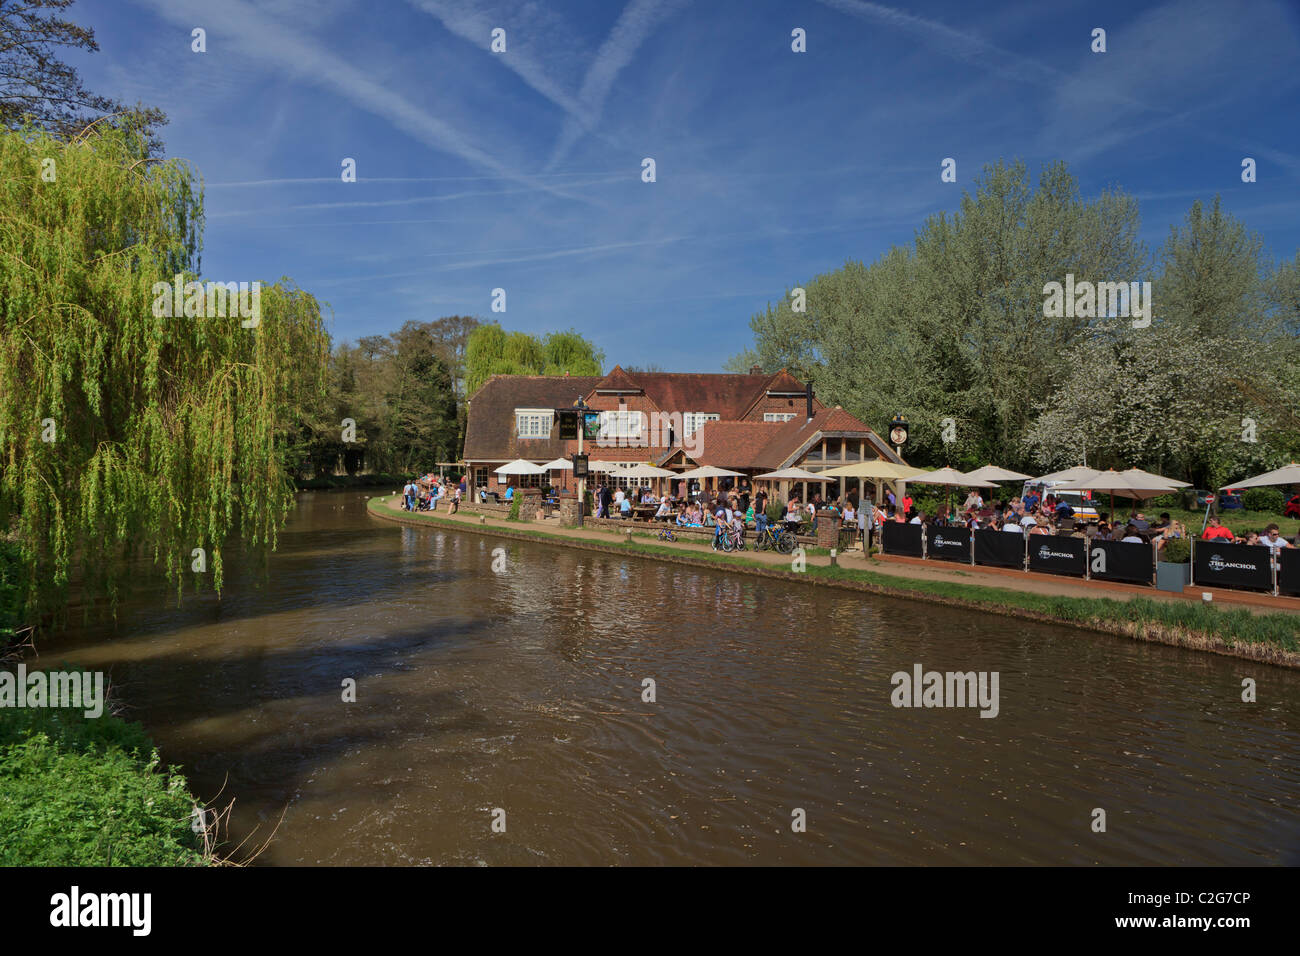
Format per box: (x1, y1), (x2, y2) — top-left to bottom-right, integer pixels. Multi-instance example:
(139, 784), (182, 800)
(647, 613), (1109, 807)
(599, 408), (644, 440)
(764, 412), (797, 423)
(683, 412), (719, 436)
(515, 408), (554, 439)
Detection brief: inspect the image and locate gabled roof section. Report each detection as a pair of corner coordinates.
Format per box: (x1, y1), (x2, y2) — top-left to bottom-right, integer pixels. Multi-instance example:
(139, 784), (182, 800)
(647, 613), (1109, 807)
(592, 365), (643, 394)
(464, 374), (602, 461)
(757, 406), (902, 469)
(615, 372), (775, 419)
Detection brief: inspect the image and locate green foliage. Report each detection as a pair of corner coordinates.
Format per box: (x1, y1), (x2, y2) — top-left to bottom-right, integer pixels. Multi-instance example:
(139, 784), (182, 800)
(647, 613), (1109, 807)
(0, 706), (205, 866)
(731, 160), (1300, 485)
(1240, 487), (1285, 513)
(1160, 537), (1191, 563)
(465, 322), (604, 396)
(0, 538), (28, 643)
(507, 494), (522, 522)
(0, 125), (330, 618)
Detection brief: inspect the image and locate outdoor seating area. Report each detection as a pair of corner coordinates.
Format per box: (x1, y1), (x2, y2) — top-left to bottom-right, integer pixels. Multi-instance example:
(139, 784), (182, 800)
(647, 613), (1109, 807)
(873, 462), (1300, 598)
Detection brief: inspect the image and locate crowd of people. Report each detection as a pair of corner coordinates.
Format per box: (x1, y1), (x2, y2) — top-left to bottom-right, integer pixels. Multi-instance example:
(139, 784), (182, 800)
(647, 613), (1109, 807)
(401, 474), (465, 514)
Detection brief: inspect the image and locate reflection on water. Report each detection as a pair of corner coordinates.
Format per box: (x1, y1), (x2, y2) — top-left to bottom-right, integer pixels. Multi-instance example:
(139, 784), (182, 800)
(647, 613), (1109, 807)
(48, 491), (1300, 865)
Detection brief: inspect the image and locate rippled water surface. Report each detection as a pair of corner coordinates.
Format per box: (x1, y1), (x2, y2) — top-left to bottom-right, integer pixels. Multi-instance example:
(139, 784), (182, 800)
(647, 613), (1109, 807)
(52, 491), (1300, 865)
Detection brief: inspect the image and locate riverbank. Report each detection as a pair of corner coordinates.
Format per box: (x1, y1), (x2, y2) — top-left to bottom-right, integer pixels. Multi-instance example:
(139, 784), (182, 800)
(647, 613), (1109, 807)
(367, 495), (1300, 668)
(0, 696), (212, 865)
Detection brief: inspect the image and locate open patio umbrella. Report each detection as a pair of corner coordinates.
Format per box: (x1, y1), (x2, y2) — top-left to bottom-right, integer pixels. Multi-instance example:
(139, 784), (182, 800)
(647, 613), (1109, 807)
(585, 460), (622, 473)
(621, 462), (676, 479)
(677, 465), (744, 480)
(494, 458), (547, 475)
(910, 467), (996, 516)
(1121, 467), (1190, 488)
(754, 467), (834, 481)
(1049, 469), (1180, 524)
(964, 464), (1034, 484)
(1221, 462), (1300, 490)
(541, 457), (573, 471)
(819, 460), (926, 480)
(910, 467), (995, 487)
(1032, 465), (1104, 484)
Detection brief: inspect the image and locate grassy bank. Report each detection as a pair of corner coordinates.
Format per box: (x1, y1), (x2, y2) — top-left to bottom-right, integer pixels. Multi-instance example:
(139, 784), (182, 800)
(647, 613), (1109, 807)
(0, 704), (208, 866)
(368, 497), (1300, 664)
(1, 542), (210, 865)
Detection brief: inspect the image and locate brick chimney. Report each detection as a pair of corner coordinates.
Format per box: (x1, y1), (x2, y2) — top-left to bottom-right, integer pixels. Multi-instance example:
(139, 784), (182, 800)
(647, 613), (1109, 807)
(750, 364), (762, 375)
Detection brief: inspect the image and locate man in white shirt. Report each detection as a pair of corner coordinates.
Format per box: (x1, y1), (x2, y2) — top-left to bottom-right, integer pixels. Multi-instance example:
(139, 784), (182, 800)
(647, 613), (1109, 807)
(1001, 517), (1023, 533)
(613, 487), (626, 510)
(1019, 512), (1038, 530)
(1261, 524), (1292, 566)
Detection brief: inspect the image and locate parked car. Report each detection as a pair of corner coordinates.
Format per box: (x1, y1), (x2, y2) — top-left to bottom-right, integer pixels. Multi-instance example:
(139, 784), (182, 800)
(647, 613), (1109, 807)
(1284, 495), (1300, 519)
(1191, 488), (1243, 510)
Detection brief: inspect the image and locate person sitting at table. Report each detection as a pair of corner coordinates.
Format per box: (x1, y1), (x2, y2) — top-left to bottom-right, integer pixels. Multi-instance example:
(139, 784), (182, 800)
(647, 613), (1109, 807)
(655, 497), (673, 521)
(1120, 524), (1145, 544)
(1029, 520), (1050, 536)
(1260, 524), (1291, 556)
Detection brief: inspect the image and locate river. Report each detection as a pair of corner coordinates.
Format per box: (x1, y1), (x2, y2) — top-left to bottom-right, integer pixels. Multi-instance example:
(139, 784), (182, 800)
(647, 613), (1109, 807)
(48, 490), (1300, 865)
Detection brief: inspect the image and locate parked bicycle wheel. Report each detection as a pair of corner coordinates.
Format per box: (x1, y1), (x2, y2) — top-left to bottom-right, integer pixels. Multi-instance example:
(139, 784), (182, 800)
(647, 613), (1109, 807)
(777, 531), (796, 554)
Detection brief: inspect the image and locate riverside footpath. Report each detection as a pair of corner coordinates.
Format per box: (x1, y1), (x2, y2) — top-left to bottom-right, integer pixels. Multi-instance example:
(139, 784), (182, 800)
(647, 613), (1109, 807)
(366, 495), (1300, 667)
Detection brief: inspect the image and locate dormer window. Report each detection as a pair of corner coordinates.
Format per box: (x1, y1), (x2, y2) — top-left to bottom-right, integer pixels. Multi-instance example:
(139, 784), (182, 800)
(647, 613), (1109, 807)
(682, 412), (719, 437)
(515, 408), (554, 439)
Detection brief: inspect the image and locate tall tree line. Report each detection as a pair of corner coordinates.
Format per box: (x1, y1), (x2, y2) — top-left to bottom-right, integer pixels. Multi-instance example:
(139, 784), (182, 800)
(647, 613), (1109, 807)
(289, 319), (606, 477)
(731, 160), (1300, 489)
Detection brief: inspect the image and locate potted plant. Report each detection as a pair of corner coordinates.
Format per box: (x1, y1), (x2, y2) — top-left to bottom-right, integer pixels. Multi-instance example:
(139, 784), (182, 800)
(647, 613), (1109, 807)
(1156, 536), (1191, 592)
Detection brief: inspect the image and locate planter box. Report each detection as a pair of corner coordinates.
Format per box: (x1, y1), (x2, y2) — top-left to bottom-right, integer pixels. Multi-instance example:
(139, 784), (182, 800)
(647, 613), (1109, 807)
(1156, 561), (1191, 593)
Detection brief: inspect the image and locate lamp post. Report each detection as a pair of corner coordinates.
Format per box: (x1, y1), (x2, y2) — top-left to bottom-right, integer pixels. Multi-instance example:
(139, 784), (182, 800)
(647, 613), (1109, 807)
(888, 414), (909, 518)
(573, 397), (591, 528)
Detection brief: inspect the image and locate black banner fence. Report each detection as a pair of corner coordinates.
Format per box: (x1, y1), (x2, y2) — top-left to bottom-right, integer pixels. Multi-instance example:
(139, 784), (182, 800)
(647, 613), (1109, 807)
(973, 529), (1026, 569)
(881, 521), (924, 557)
(1192, 540), (1275, 592)
(1087, 539), (1155, 584)
(1279, 547), (1300, 596)
(926, 526), (971, 563)
(1028, 534), (1087, 577)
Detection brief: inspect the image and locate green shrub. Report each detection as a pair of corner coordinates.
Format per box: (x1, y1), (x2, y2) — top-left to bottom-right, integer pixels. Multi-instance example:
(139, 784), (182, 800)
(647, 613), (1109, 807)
(766, 502), (784, 525)
(1160, 537), (1191, 563)
(507, 495), (522, 521)
(1147, 493), (1183, 509)
(0, 707), (205, 866)
(1240, 487), (1285, 514)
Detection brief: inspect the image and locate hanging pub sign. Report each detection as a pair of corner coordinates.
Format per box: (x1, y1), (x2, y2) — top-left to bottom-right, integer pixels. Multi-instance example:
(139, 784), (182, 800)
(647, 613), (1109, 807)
(582, 411), (603, 440)
(557, 409), (580, 441)
(572, 453), (590, 478)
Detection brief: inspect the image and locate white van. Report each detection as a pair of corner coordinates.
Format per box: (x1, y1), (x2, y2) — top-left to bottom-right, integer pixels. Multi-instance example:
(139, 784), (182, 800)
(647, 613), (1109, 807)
(1022, 481), (1101, 522)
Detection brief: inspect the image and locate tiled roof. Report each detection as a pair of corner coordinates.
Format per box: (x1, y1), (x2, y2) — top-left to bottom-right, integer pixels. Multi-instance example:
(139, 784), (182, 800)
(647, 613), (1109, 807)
(462, 374), (602, 462)
(691, 421), (785, 468)
(756, 407), (902, 469)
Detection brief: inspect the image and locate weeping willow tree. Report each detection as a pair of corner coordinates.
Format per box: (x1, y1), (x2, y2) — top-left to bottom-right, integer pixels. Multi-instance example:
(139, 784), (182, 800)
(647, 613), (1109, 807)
(0, 123), (330, 623)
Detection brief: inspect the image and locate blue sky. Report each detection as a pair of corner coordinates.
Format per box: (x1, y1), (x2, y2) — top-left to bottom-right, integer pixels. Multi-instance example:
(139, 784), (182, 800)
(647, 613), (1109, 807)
(76, 0), (1300, 371)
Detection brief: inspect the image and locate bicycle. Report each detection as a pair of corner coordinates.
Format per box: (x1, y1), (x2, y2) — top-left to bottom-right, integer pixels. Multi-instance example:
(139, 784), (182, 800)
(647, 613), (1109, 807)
(657, 526), (677, 542)
(711, 526), (730, 552)
(755, 524), (796, 554)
